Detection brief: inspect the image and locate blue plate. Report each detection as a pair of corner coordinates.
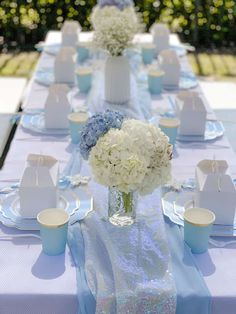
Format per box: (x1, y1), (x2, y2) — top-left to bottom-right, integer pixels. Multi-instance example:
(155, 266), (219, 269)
(0, 189), (93, 231)
(38, 43), (61, 55)
(35, 68), (54, 86)
(177, 121), (225, 142)
(163, 71), (198, 90)
(162, 190), (236, 237)
(35, 67), (75, 87)
(21, 113), (69, 135)
(170, 45), (186, 57)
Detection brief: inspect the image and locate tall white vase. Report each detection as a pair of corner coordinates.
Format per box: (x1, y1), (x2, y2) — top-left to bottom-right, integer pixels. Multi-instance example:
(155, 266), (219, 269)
(104, 56), (130, 104)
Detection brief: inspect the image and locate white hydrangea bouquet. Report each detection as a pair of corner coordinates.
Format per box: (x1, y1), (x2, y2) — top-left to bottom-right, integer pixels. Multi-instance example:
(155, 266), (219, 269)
(80, 110), (172, 226)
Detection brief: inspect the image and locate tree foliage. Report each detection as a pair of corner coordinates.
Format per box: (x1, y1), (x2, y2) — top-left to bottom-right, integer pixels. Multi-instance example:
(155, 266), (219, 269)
(0, 0), (235, 48)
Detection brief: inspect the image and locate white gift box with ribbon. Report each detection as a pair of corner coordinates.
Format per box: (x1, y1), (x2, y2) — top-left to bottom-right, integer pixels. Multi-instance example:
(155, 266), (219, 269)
(195, 159), (236, 225)
(44, 84), (70, 129)
(176, 91), (207, 136)
(150, 23), (170, 54)
(159, 50), (180, 87)
(54, 47), (76, 85)
(19, 154), (59, 218)
(61, 20), (81, 47)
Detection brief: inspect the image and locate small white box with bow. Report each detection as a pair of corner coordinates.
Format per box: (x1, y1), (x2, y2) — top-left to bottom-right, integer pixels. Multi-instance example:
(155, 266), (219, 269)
(159, 50), (181, 87)
(19, 154), (59, 218)
(54, 47), (76, 85)
(176, 91), (207, 136)
(61, 20), (81, 47)
(195, 159), (236, 225)
(150, 23), (170, 54)
(44, 84), (70, 129)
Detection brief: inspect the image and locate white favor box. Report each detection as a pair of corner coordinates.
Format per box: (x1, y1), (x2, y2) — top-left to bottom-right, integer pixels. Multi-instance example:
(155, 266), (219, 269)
(150, 23), (170, 54)
(195, 159), (236, 225)
(159, 50), (180, 86)
(44, 84), (70, 129)
(54, 47), (76, 85)
(19, 154), (59, 218)
(61, 20), (81, 47)
(176, 91), (207, 136)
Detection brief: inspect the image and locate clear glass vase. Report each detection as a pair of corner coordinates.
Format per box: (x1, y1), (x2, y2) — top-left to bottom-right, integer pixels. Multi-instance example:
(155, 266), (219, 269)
(108, 187), (137, 227)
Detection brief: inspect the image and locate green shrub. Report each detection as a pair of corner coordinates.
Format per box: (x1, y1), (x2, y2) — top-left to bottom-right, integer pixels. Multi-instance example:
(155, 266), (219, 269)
(0, 0), (235, 48)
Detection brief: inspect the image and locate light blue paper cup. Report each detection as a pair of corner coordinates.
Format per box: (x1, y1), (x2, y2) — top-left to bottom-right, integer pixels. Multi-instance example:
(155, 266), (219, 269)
(142, 44), (156, 65)
(77, 44), (89, 63)
(76, 68), (92, 93)
(159, 118), (180, 146)
(68, 112), (89, 144)
(148, 70), (165, 94)
(37, 208), (69, 256)
(184, 208), (215, 254)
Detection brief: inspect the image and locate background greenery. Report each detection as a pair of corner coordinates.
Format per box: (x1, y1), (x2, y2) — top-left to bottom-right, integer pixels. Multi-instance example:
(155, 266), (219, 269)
(0, 0), (235, 49)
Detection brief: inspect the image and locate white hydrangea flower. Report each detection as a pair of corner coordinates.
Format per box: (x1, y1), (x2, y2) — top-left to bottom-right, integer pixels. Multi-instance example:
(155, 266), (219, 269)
(89, 129), (148, 193)
(89, 120), (173, 196)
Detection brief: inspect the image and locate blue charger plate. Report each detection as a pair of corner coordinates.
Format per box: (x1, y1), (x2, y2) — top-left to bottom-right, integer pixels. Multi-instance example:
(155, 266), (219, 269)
(21, 113), (69, 135)
(149, 117), (224, 142)
(0, 189), (93, 230)
(177, 120), (225, 142)
(35, 67), (75, 87)
(38, 43), (61, 55)
(170, 45), (187, 57)
(162, 189), (236, 237)
(163, 71), (198, 90)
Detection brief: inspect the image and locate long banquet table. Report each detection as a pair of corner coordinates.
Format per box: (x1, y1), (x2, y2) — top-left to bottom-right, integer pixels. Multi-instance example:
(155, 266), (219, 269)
(0, 31), (236, 314)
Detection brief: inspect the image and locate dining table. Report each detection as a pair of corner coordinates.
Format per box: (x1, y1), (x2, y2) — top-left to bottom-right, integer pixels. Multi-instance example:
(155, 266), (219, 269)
(0, 30), (236, 314)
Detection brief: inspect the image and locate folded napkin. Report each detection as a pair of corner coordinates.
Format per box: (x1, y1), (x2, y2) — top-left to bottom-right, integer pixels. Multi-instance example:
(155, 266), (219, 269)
(69, 179), (177, 314)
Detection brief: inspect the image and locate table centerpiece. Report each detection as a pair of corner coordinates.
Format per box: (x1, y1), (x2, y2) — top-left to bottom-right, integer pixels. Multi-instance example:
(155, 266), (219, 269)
(80, 109), (172, 226)
(91, 1), (142, 104)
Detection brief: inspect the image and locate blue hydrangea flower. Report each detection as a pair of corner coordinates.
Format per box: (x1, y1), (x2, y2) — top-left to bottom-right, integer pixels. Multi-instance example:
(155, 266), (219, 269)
(79, 109), (125, 160)
(98, 0), (133, 10)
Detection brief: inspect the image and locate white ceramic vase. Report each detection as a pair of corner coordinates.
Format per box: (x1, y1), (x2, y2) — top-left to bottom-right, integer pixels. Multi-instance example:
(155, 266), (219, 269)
(104, 56), (130, 104)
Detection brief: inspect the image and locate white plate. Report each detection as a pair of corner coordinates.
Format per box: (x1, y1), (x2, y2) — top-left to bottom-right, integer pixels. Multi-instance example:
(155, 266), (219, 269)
(177, 121), (225, 142)
(162, 190), (236, 237)
(21, 113), (69, 135)
(0, 189), (93, 230)
(170, 45), (186, 57)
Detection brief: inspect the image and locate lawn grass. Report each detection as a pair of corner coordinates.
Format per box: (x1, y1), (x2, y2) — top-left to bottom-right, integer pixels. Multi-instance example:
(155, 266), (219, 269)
(0, 52), (39, 78)
(188, 52), (236, 81)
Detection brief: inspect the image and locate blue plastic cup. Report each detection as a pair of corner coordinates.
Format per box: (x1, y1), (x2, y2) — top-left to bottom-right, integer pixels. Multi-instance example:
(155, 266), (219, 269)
(68, 112), (89, 144)
(148, 69), (165, 94)
(37, 208), (69, 256)
(76, 67), (92, 93)
(142, 44), (156, 65)
(159, 118), (180, 146)
(77, 44), (90, 63)
(184, 208), (215, 254)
